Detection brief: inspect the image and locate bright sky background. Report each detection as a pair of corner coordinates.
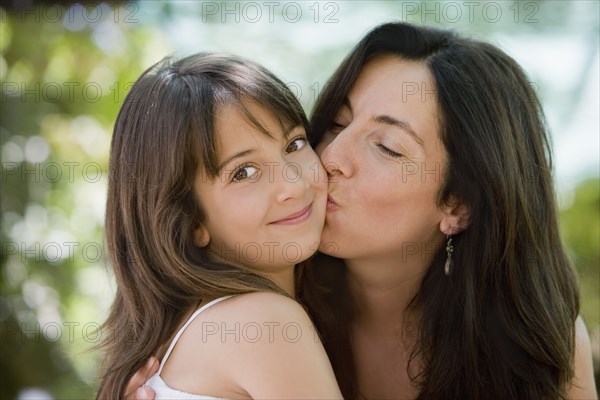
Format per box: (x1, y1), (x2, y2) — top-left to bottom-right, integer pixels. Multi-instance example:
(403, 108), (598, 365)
(120, 0), (600, 202)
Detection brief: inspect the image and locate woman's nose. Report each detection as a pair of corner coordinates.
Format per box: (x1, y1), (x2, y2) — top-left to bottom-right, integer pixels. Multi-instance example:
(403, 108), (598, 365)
(319, 131), (355, 179)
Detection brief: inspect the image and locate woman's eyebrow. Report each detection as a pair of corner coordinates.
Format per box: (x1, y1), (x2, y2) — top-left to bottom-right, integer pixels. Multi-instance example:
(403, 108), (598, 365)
(371, 114), (424, 148)
(343, 96), (423, 147)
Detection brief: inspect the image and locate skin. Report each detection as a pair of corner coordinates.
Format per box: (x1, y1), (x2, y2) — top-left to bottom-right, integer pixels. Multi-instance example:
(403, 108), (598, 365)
(126, 56), (598, 400)
(157, 292), (341, 399)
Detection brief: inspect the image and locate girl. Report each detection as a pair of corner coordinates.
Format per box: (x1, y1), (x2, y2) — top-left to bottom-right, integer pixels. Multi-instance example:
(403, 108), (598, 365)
(96, 53), (342, 399)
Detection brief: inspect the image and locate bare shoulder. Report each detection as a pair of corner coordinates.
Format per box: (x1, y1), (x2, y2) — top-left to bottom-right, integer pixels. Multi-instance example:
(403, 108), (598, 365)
(183, 292), (342, 398)
(208, 292), (341, 398)
(212, 291), (310, 321)
(183, 292), (318, 347)
(160, 292), (335, 398)
(566, 316), (598, 400)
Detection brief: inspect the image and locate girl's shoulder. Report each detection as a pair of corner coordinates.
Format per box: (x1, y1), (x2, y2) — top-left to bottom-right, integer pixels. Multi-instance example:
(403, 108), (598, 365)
(189, 291), (313, 332)
(211, 291), (303, 313)
(164, 292), (318, 385)
(162, 291), (341, 398)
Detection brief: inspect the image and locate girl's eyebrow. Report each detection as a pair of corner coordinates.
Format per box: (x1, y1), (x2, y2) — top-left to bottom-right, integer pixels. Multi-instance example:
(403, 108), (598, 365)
(217, 149), (256, 174)
(216, 124), (304, 174)
(282, 124), (303, 139)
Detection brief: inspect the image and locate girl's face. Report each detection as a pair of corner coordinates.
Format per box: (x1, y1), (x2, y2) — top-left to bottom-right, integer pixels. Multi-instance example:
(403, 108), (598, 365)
(316, 55), (448, 265)
(195, 102), (327, 272)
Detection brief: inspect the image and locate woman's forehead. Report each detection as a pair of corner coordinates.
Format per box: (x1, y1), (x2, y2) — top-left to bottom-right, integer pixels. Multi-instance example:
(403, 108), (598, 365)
(352, 55), (433, 99)
(349, 58), (436, 119)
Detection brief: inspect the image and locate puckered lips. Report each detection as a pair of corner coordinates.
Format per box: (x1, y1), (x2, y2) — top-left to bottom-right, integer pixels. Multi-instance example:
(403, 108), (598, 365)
(326, 194), (339, 212)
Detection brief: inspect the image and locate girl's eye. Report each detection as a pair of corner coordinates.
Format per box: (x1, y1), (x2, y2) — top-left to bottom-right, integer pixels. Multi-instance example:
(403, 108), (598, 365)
(232, 165), (259, 182)
(377, 144), (403, 158)
(285, 137), (307, 154)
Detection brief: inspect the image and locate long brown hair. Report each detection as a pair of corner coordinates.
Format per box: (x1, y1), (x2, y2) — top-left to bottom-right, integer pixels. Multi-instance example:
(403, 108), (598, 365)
(304, 22), (580, 400)
(96, 53), (309, 399)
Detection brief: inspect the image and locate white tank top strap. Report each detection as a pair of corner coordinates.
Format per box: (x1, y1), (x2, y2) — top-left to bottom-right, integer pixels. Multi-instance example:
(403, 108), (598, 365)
(157, 295), (234, 375)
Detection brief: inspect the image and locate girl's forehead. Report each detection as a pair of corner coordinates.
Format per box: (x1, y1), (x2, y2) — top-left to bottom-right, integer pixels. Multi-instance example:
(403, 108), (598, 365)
(216, 100), (300, 140)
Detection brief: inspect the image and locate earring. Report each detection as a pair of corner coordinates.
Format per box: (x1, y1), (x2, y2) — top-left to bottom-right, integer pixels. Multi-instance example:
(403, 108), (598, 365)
(444, 235), (454, 276)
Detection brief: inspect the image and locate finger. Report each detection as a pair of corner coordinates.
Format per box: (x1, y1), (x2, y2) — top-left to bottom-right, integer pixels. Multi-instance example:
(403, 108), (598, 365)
(136, 386), (157, 400)
(124, 357), (159, 398)
(147, 356), (159, 377)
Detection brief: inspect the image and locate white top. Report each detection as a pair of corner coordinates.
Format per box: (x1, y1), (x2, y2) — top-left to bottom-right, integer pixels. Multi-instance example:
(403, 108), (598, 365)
(144, 296), (234, 400)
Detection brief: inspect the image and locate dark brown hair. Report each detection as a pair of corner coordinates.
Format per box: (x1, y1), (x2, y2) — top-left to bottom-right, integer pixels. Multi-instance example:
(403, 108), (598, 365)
(96, 53), (309, 399)
(305, 22), (580, 400)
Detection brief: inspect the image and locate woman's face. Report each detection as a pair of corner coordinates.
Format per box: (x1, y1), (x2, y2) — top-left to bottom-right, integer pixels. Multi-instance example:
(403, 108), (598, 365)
(195, 102), (327, 271)
(316, 55), (448, 264)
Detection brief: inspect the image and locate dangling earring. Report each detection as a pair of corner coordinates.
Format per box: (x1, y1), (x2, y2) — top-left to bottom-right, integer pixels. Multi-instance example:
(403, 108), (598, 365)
(444, 235), (454, 276)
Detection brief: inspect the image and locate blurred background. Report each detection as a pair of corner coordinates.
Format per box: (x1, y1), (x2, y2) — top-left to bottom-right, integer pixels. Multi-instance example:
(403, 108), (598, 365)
(1, 0), (598, 398)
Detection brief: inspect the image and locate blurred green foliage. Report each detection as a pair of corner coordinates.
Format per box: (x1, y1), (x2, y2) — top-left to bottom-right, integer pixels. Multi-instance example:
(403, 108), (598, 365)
(1, 1), (598, 398)
(1, 3), (150, 398)
(559, 177), (600, 392)
(560, 178), (600, 334)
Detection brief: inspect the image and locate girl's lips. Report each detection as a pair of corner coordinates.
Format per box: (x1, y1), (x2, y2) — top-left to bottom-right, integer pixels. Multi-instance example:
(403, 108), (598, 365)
(270, 203), (313, 225)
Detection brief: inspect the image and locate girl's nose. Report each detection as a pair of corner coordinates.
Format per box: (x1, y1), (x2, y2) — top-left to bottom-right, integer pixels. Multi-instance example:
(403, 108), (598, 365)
(275, 162), (310, 204)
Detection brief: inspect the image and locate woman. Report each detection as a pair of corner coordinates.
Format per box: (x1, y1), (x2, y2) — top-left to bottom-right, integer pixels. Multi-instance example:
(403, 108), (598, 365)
(127, 23), (597, 399)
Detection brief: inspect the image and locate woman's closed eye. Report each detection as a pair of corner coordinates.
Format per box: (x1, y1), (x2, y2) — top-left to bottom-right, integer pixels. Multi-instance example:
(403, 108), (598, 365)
(232, 164), (259, 182)
(377, 143), (404, 158)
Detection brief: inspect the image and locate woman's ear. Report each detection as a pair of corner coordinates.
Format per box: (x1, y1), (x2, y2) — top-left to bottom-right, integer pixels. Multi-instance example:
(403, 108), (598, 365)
(193, 224), (210, 248)
(440, 196), (471, 235)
